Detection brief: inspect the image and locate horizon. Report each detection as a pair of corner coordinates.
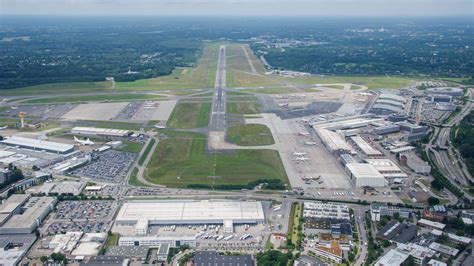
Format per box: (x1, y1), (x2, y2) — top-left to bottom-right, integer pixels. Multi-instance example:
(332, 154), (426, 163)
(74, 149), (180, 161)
(2, 0), (473, 17)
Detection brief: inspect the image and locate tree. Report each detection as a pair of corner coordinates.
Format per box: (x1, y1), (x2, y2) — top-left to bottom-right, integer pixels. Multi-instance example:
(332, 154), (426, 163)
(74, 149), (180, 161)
(40, 256), (47, 263)
(431, 179), (445, 190)
(428, 197), (440, 206)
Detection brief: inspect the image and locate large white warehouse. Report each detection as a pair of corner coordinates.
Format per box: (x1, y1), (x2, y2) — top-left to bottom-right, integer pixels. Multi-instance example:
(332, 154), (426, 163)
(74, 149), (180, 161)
(71, 127), (130, 137)
(345, 163), (388, 187)
(1, 136), (74, 154)
(115, 200), (265, 226)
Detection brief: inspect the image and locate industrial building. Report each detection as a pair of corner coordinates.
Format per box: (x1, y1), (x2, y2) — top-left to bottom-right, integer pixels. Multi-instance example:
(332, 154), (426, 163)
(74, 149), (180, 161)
(365, 159), (408, 179)
(397, 122), (428, 134)
(303, 202), (350, 221)
(425, 87), (464, 97)
(345, 163), (388, 187)
(371, 93), (406, 115)
(314, 128), (352, 154)
(350, 136), (382, 157)
(418, 219), (446, 231)
(0, 136), (74, 154)
(115, 200), (265, 231)
(0, 195), (56, 234)
(71, 127), (131, 137)
(428, 94), (452, 103)
(370, 203), (410, 222)
(194, 251), (255, 266)
(373, 124), (400, 135)
(400, 153), (431, 174)
(119, 235), (197, 247)
(376, 220), (417, 244)
(340, 154), (357, 165)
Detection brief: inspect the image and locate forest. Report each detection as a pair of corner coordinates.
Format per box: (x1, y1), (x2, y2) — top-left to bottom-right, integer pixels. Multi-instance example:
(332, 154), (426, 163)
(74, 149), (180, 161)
(452, 110), (474, 177)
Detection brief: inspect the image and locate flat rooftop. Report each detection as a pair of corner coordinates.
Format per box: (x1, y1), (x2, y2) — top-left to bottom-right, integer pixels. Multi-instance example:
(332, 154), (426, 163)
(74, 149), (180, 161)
(1, 136), (74, 153)
(72, 127), (130, 136)
(346, 163), (385, 179)
(116, 200), (265, 224)
(2, 197), (55, 230)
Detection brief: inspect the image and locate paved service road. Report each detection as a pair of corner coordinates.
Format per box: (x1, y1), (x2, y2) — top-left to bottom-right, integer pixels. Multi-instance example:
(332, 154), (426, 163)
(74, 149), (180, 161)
(209, 45), (227, 132)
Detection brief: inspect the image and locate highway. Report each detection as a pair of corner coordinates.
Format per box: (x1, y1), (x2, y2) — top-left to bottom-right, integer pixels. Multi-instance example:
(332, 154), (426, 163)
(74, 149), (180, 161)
(209, 45), (227, 132)
(427, 88), (473, 201)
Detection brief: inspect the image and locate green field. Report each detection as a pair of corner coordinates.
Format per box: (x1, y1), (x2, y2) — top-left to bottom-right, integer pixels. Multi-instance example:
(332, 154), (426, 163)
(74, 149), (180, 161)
(226, 100), (261, 114)
(128, 167), (148, 187)
(275, 75), (414, 89)
(145, 131), (288, 188)
(22, 93), (164, 104)
(138, 138), (156, 166)
(118, 141), (144, 153)
(167, 101), (211, 128)
(226, 124), (274, 146)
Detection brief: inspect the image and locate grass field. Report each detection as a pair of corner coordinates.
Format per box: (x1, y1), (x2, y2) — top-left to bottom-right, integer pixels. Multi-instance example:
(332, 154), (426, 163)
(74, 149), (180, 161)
(167, 101), (211, 128)
(225, 44), (281, 88)
(128, 167), (148, 187)
(288, 203), (303, 247)
(118, 141), (144, 153)
(275, 75), (414, 89)
(239, 86), (298, 94)
(226, 100), (261, 114)
(138, 138), (156, 166)
(226, 124), (274, 146)
(22, 93), (164, 104)
(145, 131), (288, 188)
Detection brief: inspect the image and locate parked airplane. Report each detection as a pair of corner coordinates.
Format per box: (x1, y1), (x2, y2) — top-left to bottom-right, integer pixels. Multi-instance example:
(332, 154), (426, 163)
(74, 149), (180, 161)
(303, 141), (317, 146)
(292, 152), (307, 156)
(278, 103), (289, 108)
(297, 132), (310, 136)
(74, 136), (95, 145)
(294, 157), (310, 161)
(0, 126), (7, 130)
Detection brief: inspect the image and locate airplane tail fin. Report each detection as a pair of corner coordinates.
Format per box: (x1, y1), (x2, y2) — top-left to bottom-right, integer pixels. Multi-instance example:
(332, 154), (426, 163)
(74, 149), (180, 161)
(74, 136), (79, 141)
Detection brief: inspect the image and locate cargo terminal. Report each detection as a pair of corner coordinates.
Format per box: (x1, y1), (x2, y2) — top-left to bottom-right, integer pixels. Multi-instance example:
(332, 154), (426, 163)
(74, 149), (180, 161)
(115, 200), (265, 229)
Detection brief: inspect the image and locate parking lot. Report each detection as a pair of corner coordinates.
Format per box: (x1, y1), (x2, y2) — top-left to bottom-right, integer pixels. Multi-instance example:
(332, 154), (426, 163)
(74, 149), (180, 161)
(70, 150), (136, 182)
(54, 200), (114, 220)
(84, 185), (121, 197)
(46, 221), (111, 235)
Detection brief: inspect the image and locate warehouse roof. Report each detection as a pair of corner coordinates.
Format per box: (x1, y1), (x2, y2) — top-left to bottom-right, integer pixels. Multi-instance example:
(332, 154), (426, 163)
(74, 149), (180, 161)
(194, 251), (254, 266)
(71, 127), (130, 136)
(350, 136), (382, 156)
(1, 136), (74, 153)
(379, 93), (406, 103)
(1, 197), (55, 231)
(375, 248), (409, 266)
(346, 163), (385, 179)
(0, 195), (29, 214)
(315, 128), (352, 152)
(116, 200), (265, 223)
(365, 159), (404, 173)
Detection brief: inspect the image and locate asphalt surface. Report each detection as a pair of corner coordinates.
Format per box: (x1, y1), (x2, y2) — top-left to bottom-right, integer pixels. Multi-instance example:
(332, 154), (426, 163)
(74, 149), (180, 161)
(209, 45), (227, 132)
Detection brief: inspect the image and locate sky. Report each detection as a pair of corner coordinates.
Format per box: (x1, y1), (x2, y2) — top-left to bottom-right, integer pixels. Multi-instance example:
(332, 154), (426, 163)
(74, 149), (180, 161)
(1, 0), (473, 17)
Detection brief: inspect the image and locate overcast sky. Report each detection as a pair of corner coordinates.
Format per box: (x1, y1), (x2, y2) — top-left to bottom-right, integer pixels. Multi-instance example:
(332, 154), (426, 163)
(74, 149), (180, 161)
(1, 0), (473, 17)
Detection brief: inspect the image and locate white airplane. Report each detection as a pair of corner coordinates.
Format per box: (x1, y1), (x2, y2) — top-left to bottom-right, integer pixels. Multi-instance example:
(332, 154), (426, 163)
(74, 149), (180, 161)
(294, 157), (310, 161)
(292, 152), (307, 156)
(304, 141), (317, 146)
(0, 126), (7, 130)
(74, 136), (95, 146)
(297, 132), (310, 136)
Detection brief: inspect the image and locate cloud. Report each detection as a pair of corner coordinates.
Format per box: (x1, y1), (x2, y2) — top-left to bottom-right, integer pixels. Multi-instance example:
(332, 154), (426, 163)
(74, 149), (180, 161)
(2, 0), (473, 16)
